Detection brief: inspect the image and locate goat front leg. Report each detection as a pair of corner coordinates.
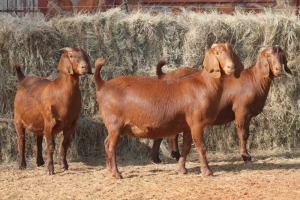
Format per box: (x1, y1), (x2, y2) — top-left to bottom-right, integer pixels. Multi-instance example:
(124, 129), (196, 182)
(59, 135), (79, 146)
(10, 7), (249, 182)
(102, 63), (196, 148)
(44, 121), (56, 175)
(60, 125), (75, 171)
(45, 134), (55, 175)
(105, 130), (122, 179)
(151, 138), (163, 163)
(15, 122), (26, 170)
(191, 125), (213, 176)
(36, 135), (45, 167)
(235, 114), (252, 163)
(176, 132), (192, 174)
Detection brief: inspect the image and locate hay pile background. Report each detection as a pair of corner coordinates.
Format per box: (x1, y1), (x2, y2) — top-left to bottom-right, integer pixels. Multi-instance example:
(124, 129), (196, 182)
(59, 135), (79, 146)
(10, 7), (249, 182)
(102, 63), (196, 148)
(0, 9), (299, 163)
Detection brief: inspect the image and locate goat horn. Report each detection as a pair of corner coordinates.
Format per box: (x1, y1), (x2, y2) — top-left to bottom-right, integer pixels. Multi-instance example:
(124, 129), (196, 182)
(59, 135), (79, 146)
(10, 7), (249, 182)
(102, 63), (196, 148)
(59, 47), (74, 53)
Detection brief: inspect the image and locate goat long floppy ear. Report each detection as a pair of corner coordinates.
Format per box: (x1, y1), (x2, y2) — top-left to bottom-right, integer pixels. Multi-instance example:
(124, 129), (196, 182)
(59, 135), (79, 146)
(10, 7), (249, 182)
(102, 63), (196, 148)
(203, 48), (221, 78)
(282, 53), (293, 75)
(58, 47), (74, 75)
(82, 49), (93, 74)
(258, 52), (270, 77)
(275, 45), (292, 76)
(232, 51), (244, 78)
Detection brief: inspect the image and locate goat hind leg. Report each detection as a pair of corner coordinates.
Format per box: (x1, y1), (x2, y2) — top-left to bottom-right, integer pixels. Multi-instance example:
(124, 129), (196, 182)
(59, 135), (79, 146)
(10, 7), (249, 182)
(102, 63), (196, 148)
(151, 138), (163, 163)
(106, 132), (122, 179)
(15, 123), (26, 170)
(235, 119), (252, 163)
(60, 126), (75, 171)
(36, 135), (45, 167)
(104, 137), (112, 172)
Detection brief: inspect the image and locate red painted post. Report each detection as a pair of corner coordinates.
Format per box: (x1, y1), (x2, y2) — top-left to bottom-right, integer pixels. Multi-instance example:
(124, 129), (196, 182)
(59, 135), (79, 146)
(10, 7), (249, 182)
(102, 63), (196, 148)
(294, 0), (299, 16)
(38, 0), (47, 15)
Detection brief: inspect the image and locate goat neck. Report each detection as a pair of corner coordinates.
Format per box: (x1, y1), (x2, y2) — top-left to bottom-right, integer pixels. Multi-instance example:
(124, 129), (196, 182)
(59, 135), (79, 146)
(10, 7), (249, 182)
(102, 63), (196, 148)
(195, 70), (223, 101)
(54, 73), (80, 94)
(249, 64), (273, 97)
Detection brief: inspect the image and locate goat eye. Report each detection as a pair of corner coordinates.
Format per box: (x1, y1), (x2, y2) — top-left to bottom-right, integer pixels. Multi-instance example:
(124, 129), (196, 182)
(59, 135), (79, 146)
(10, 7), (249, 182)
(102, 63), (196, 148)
(215, 51), (220, 56)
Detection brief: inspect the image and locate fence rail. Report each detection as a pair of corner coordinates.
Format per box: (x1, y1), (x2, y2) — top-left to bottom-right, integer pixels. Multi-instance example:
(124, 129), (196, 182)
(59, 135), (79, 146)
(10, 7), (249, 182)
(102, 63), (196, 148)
(0, 0), (298, 16)
(0, 0), (46, 16)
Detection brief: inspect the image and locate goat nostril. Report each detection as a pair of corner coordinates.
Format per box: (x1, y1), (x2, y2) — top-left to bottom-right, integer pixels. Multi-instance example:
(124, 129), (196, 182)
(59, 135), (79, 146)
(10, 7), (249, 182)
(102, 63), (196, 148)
(226, 64), (234, 70)
(275, 67), (281, 71)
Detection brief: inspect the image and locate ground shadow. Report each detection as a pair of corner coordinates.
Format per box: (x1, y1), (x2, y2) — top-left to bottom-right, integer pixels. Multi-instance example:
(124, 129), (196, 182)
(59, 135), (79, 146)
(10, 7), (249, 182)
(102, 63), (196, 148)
(188, 153), (300, 175)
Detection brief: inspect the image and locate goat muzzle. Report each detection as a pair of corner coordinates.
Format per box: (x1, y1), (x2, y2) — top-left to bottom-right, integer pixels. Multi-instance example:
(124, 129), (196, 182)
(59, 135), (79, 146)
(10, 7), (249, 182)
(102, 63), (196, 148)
(273, 68), (282, 77)
(78, 64), (90, 75)
(223, 63), (235, 75)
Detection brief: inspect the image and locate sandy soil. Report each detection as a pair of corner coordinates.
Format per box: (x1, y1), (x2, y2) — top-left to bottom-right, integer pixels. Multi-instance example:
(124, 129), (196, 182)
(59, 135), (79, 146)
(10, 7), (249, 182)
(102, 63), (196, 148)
(1, 151), (299, 200)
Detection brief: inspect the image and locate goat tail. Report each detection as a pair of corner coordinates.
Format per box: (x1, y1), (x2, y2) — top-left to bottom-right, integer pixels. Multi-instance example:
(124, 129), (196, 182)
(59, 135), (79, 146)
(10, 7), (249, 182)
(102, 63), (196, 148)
(156, 58), (168, 78)
(15, 64), (25, 83)
(94, 58), (106, 88)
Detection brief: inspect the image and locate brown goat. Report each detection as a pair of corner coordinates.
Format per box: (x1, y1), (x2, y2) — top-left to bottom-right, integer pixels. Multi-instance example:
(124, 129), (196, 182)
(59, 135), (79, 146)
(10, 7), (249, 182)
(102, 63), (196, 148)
(152, 45), (292, 164)
(94, 43), (239, 179)
(152, 46), (244, 163)
(14, 47), (92, 174)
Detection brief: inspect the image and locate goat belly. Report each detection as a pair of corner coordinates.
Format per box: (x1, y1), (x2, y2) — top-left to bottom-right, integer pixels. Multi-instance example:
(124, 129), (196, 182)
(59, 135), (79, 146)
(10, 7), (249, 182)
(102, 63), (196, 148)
(124, 123), (149, 138)
(123, 121), (185, 139)
(22, 121), (44, 133)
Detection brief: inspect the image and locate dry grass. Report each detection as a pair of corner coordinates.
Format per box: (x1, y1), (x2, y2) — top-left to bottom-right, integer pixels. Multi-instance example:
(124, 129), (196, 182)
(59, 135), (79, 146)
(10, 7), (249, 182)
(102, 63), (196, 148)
(0, 151), (299, 199)
(0, 9), (299, 163)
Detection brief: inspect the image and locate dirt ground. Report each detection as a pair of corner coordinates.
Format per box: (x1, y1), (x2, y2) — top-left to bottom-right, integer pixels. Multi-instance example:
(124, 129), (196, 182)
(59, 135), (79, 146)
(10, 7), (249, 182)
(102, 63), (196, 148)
(0, 151), (299, 200)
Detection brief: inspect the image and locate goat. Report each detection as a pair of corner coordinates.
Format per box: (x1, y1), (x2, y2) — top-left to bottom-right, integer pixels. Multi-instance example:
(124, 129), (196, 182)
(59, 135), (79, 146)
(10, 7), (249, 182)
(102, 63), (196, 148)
(152, 46), (243, 163)
(152, 45), (292, 164)
(94, 43), (238, 179)
(14, 47), (92, 174)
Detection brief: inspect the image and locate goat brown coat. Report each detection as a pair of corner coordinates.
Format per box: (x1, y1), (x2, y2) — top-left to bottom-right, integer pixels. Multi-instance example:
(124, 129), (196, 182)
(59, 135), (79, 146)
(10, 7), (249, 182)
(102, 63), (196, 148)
(94, 43), (238, 179)
(14, 47), (92, 174)
(152, 45), (292, 164)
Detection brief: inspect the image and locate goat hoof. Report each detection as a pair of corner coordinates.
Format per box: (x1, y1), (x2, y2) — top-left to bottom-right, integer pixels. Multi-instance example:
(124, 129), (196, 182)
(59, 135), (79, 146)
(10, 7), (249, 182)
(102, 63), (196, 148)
(48, 171), (54, 175)
(37, 160), (45, 167)
(152, 157), (162, 164)
(46, 165), (55, 175)
(61, 166), (69, 171)
(113, 173), (123, 179)
(171, 151), (180, 161)
(19, 164), (27, 170)
(177, 166), (188, 174)
(201, 167), (213, 176)
(242, 155), (252, 163)
(60, 163), (69, 171)
(47, 169), (55, 175)
(61, 167), (69, 171)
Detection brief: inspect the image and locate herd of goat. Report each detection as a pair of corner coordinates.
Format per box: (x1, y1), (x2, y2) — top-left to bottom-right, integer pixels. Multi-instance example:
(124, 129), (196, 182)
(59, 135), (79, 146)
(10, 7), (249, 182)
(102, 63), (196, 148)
(13, 43), (292, 179)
